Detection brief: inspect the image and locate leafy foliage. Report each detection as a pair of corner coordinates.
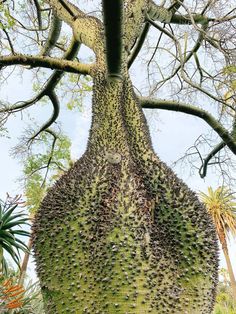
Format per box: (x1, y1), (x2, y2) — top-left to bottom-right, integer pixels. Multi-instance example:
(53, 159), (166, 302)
(21, 131), (72, 214)
(199, 187), (236, 241)
(214, 269), (236, 314)
(0, 1), (16, 30)
(0, 195), (30, 274)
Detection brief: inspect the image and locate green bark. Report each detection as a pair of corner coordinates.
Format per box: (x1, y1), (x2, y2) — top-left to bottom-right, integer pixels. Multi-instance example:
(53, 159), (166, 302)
(32, 71), (218, 313)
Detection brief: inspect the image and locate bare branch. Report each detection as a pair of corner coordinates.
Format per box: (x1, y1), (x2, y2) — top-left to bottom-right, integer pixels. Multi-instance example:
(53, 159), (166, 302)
(199, 141), (226, 178)
(40, 13), (62, 56)
(28, 91), (59, 143)
(128, 22), (150, 69)
(0, 39), (81, 124)
(0, 54), (91, 74)
(170, 13), (213, 25)
(32, 0), (43, 30)
(140, 96), (236, 155)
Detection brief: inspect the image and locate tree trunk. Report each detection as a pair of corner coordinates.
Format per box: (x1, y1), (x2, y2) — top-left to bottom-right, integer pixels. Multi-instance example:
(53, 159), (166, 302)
(0, 246), (3, 274)
(222, 243), (236, 299)
(18, 236), (33, 285)
(32, 72), (218, 313)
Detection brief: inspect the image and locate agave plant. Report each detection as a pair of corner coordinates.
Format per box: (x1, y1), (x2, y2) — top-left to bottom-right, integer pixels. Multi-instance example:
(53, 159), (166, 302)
(0, 195), (30, 274)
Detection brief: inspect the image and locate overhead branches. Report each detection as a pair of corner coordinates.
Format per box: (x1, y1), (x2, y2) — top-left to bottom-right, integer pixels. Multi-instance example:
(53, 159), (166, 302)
(170, 13), (214, 25)
(140, 97), (236, 155)
(0, 38), (82, 145)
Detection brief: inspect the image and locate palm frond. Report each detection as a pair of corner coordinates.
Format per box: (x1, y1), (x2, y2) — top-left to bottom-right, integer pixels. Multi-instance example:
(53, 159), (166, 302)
(199, 186), (236, 242)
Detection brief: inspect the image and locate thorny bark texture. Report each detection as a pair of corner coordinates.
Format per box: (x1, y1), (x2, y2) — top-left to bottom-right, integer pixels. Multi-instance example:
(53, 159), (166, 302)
(31, 2), (218, 313)
(33, 71), (218, 313)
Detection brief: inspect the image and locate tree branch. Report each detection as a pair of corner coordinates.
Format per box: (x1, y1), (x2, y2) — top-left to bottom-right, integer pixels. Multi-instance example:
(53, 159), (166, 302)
(140, 96), (236, 155)
(148, 0), (214, 25)
(168, 0), (184, 14)
(45, 0), (80, 25)
(40, 13), (62, 56)
(147, 1), (172, 23)
(0, 54), (91, 74)
(199, 141), (226, 178)
(128, 22), (150, 69)
(45, 0), (103, 54)
(170, 13), (213, 25)
(28, 91), (59, 143)
(102, 0), (123, 80)
(32, 0), (43, 30)
(0, 39), (81, 117)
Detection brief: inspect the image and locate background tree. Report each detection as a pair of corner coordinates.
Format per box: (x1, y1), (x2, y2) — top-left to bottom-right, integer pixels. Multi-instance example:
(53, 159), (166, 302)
(16, 129), (72, 285)
(1, 0), (236, 313)
(199, 186), (236, 299)
(213, 268), (236, 314)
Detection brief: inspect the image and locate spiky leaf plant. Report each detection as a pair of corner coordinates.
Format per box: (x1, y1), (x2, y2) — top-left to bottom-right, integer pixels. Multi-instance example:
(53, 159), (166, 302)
(0, 195), (30, 274)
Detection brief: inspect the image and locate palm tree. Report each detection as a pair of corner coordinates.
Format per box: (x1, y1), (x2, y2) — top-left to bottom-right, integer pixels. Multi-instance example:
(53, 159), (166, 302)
(199, 186), (236, 299)
(0, 195), (30, 274)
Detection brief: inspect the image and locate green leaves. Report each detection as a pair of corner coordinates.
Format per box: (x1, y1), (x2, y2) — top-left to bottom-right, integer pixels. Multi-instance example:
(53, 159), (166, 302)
(0, 196), (30, 274)
(22, 131), (72, 214)
(0, 2), (16, 30)
(199, 186), (236, 241)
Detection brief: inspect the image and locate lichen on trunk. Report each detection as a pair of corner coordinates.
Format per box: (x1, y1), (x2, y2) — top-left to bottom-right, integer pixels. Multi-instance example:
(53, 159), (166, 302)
(32, 70), (218, 313)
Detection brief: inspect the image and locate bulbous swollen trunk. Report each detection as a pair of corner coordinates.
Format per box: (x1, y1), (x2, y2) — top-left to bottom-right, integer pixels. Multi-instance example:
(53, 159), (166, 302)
(32, 74), (218, 314)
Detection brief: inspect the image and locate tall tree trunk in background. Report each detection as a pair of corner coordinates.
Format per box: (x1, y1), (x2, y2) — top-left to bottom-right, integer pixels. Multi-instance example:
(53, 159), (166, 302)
(18, 237), (33, 285)
(220, 235), (236, 299)
(0, 246), (3, 274)
(32, 70), (218, 313)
